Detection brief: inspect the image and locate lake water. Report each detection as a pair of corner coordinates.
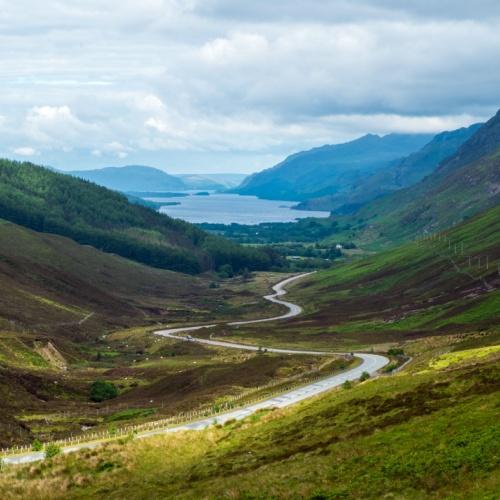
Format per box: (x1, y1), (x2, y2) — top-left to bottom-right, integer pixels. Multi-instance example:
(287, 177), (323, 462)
(149, 193), (330, 225)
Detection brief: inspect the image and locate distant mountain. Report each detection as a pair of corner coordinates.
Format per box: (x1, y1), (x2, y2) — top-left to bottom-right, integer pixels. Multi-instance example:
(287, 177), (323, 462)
(179, 173), (247, 190)
(0, 159), (281, 274)
(347, 109), (500, 245)
(234, 133), (434, 201)
(70, 165), (186, 191)
(299, 123), (482, 212)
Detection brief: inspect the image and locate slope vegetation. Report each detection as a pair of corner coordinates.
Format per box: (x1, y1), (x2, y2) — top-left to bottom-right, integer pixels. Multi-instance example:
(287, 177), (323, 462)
(0, 220), (214, 336)
(0, 159), (279, 274)
(282, 205), (500, 349)
(1, 334), (498, 499)
(344, 110), (500, 246)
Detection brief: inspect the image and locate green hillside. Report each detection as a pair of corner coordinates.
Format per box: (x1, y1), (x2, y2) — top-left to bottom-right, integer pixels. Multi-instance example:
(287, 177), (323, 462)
(3, 353), (496, 499)
(0, 220), (292, 447)
(1, 195), (498, 498)
(0, 159), (279, 274)
(339, 110), (500, 247)
(219, 205), (500, 352)
(297, 206), (499, 343)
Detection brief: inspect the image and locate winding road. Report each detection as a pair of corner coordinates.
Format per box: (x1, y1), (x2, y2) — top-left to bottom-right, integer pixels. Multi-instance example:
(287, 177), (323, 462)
(3, 272), (389, 466)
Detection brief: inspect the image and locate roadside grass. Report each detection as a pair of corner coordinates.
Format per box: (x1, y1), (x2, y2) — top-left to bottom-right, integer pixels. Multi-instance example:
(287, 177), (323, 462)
(429, 344), (500, 370)
(1, 356), (498, 499)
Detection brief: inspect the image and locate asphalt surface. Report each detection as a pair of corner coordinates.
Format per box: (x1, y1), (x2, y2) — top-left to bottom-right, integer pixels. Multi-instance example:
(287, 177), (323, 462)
(3, 273), (389, 465)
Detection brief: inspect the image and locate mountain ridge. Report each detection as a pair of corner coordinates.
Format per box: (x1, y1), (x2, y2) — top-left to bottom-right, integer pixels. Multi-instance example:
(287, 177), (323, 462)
(234, 133), (435, 201)
(69, 165), (186, 192)
(298, 123), (482, 212)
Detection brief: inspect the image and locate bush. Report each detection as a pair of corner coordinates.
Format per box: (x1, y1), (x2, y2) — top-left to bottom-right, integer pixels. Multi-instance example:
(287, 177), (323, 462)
(388, 347), (405, 356)
(45, 443), (61, 459)
(359, 371), (370, 382)
(31, 439), (43, 452)
(217, 264), (234, 279)
(90, 380), (119, 402)
(342, 380), (352, 390)
(383, 363), (398, 373)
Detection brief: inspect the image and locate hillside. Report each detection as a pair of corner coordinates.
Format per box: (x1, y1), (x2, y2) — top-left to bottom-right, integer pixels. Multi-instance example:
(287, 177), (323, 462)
(298, 123), (482, 213)
(341, 109), (500, 246)
(2, 354), (496, 499)
(0, 219), (294, 447)
(0, 159), (280, 274)
(1, 206), (498, 498)
(216, 204), (499, 353)
(0, 220), (214, 336)
(69, 165), (186, 192)
(235, 133), (433, 201)
(0, 219), (207, 446)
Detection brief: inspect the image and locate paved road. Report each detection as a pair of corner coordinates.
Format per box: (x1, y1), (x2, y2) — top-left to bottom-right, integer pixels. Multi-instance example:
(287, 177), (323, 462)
(3, 273), (389, 466)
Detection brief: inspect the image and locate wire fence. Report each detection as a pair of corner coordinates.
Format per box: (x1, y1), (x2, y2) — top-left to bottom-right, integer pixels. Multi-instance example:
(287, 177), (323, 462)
(1, 362), (353, 459)
(415, 231), (498, 290)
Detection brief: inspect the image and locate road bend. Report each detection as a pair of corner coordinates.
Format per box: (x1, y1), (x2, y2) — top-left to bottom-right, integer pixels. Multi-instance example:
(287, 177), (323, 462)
(3, 272), (389, 465)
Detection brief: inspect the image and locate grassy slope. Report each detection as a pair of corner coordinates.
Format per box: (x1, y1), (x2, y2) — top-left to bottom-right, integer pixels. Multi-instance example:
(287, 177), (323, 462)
(349, 149), (500, 248)
(215, 205), (499, 353)
(0, 220), (213, 335)
(0, 220), (210, 445)
(1, 351), (498, 499)
(333, 110), (500, 249)
(1, 207), (499, 497)
(282, 205), (500, 347)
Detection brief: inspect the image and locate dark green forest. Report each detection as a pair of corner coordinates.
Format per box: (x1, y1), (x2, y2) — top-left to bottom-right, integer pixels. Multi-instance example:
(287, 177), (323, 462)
(0, 159), (282, 274)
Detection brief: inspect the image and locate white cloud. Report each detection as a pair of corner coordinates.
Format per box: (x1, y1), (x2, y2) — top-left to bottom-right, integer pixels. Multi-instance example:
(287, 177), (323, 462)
(13, 146), (37, 156)
(25, 105), (96, 146)
(0, 1), (498, 172)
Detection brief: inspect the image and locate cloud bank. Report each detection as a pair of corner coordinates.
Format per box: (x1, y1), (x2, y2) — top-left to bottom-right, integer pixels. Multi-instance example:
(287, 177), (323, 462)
(0, 0), (498, 172)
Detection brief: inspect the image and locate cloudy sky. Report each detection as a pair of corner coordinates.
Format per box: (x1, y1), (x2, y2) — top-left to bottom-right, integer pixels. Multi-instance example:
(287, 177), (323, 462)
(1, 0), (499, 173)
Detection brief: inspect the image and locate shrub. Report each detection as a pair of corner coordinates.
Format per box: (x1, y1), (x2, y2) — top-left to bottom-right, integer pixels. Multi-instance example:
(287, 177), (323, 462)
(383, 363), (398, 373)
(31, 439), (43, 452)
(342, 380), (352, 390)
(45, 443), (61, 459)
(90, 380), (119, 402)
(388, 347), (405, 356)
(217, 264), (234, 278)
(359, 371), (370, 382)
